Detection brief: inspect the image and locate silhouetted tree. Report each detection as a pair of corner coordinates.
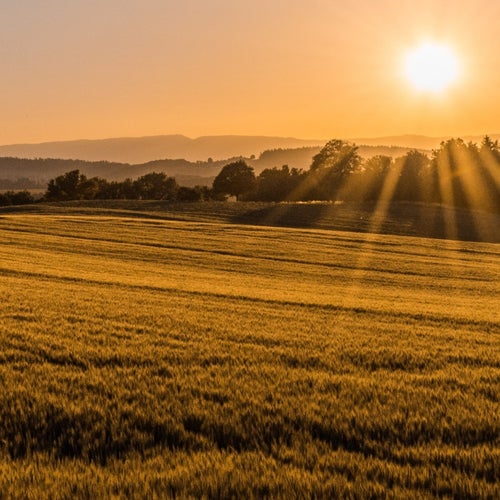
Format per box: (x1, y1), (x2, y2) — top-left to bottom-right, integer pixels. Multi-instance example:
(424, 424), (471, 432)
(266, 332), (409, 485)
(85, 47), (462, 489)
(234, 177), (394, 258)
(133, 172), (178, 200)
(480, 135), (500, 161)
(0, 193), (9, 206)
(307, 139), (362, 200)
(78, 176), (108, 200)
(394, 150), (430, 202)
(251, 165), (305, 201)
(0, 190), (35, 206)
(310, 139), (361, 173)
(431, 139), (474, 208)
(118, 178), (137, 199)
(479, 136), (500, 210)
(12, 190), (35, 204)
(93, 180), (123, 199)
(351, 155), (393, 201)
(212, 160), (256, 200)
(176, 185), (211, 202)
(44, 170), (85, 201)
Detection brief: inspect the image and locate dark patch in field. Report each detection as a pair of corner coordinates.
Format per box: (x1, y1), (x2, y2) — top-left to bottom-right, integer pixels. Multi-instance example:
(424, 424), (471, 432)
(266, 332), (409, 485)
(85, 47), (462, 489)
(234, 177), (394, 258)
(230, 202), (500, 243)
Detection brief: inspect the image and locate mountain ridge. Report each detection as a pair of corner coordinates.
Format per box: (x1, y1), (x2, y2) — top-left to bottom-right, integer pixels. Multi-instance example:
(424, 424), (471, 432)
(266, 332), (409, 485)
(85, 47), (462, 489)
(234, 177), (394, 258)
(2, 133), (499, 165)
(0, 135), (324, 164)
(2, 133), (498, 164)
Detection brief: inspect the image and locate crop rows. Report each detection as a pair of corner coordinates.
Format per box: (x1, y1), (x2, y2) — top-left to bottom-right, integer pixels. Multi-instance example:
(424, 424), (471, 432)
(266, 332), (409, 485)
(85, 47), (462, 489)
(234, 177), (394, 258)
(0, 214), (498, 498)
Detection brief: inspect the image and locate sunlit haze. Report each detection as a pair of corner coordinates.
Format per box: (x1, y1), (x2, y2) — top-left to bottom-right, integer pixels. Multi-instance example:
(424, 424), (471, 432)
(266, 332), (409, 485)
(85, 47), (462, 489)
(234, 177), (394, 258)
(404, 42), (460, 93)
(1, 0), (500, 144)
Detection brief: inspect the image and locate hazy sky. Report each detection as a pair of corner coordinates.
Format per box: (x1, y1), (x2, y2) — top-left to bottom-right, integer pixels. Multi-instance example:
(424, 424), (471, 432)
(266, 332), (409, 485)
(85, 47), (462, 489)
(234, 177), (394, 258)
(1, 0), (499, 144)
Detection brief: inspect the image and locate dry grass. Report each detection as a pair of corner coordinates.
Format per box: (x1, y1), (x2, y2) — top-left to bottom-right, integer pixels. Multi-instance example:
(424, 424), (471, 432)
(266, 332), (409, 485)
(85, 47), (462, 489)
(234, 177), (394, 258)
(3, 199), (499, 242)
(0, 212), (498, 498)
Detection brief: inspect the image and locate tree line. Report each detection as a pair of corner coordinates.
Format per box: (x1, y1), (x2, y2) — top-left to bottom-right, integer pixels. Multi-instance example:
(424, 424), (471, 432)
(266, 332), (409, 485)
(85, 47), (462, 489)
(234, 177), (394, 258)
(0, 190), (35, 207)
(213, 137), (500, 212)
(1, 136), (498, 212)
(0, 171), (213, 207)
(43, 170), (213, 202)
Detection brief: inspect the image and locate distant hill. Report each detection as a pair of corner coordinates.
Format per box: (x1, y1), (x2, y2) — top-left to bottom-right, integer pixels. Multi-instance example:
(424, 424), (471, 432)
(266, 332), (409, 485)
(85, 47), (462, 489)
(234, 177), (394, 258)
(0, 143), (432, 190)
(1, 133), (496, 166)
(254, 145), (429, 170)
(0, 157), (228, 189)
(1, 133), (498, 190)
(351, 134), (500, 150)
(0, 135), (325, 164)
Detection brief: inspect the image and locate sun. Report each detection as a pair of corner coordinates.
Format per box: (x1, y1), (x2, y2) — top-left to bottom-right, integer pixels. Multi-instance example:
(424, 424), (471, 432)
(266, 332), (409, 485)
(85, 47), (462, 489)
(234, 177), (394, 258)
(404, 42), (460, 93)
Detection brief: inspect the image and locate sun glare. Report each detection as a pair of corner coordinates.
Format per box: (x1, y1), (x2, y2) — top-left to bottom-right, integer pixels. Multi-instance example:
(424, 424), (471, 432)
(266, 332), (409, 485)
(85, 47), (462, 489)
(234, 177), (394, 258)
(404, 42), (460, 93)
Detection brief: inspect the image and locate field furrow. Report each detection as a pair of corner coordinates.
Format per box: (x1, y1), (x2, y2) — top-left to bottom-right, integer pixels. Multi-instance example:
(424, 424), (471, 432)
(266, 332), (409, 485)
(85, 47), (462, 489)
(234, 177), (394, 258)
(0, 214), (498, 498)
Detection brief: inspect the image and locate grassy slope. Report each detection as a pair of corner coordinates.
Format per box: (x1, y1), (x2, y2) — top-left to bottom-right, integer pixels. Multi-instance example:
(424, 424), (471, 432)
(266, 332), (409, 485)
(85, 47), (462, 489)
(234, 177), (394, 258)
(0, 212), (499, 498)
(3, 199), (499, 243)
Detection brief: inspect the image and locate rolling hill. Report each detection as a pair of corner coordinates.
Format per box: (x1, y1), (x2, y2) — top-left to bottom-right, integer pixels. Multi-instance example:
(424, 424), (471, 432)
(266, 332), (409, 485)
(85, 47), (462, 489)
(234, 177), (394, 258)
(1, 133), (497, 190)
(1, 133), (497, 165)
(0, 145), (429, 189)
(0, 209), (498, 497)
(0, 135), (325, 164)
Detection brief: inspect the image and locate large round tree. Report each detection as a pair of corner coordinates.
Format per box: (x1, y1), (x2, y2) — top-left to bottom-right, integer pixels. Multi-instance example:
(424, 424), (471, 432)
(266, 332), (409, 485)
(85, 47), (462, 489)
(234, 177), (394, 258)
(308, 139), (361, 200)
(212, 160), (256, 200)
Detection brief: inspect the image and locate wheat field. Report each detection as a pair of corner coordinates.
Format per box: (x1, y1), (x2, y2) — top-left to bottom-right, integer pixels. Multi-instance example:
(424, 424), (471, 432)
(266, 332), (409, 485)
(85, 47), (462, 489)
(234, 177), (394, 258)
(0, 212), (498, 498)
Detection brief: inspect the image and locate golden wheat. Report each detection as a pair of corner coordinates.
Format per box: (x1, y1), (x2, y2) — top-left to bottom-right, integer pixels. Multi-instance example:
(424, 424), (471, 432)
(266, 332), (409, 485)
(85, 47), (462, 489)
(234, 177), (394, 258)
(0, 213), (498, 498)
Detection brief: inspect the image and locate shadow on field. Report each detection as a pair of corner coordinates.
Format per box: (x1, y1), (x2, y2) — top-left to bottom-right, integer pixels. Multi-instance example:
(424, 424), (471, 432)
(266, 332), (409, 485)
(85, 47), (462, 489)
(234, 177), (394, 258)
(384, 203), (487, 242)
(2, 200), (499, 243)
(230, 203), (332, 229)
(231, 202), (500, 243)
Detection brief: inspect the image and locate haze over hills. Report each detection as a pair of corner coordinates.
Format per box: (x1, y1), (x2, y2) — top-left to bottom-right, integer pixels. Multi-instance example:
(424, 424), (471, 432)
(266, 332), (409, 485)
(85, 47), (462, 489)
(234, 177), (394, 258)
(1, 133), (498, 190)
(0, 133), (498, 165)
(351, 134), (500, 150)
(0, 145), (428, 189)
(0, 135), (325, 164)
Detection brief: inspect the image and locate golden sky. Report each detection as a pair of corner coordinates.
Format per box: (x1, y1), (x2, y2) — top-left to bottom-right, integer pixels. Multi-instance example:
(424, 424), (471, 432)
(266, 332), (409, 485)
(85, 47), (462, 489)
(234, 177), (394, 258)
(1, 0), (499, 144)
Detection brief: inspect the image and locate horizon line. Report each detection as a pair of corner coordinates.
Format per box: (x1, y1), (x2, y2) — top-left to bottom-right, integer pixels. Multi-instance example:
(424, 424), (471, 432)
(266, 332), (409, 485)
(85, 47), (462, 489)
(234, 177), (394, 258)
(1, 131), (500, 149)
